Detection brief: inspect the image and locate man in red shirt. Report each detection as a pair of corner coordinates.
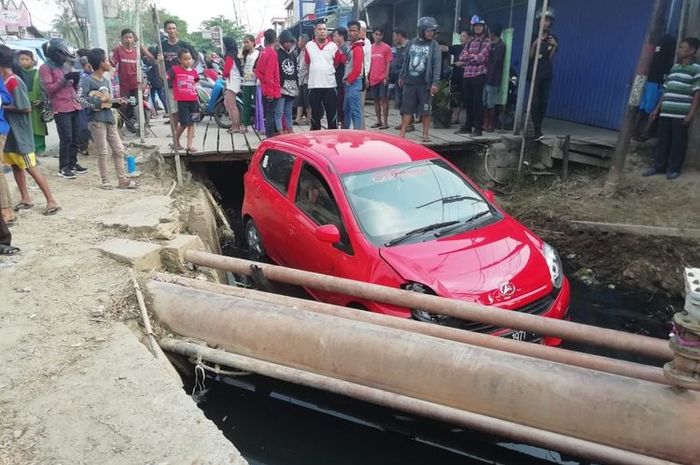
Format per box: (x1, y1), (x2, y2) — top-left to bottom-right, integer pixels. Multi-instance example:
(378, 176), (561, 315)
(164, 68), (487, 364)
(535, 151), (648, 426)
(111, 28), (153, 117)
(368, 27), (393, 130)
(255, 29), (281, 138)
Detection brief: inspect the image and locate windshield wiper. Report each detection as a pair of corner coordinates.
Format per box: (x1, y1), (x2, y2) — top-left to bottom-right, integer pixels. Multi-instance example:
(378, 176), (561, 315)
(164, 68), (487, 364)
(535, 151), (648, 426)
(435, 210), (492, 238)
(416, 194), (486, 209)
(385, 221), (460, 247)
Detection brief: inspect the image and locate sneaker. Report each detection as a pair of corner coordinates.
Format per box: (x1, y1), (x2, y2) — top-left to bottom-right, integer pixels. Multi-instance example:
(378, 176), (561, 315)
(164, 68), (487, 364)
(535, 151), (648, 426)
(642, 168), (663, 177)
(471, 129), (483, 137)
(59, 168), (77, 179)
(72, 163), (88, 174)
(666, 171), (681, 180)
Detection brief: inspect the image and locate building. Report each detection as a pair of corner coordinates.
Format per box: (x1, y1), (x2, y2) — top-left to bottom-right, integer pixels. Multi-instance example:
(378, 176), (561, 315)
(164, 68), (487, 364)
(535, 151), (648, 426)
(0, 0), (37, 38)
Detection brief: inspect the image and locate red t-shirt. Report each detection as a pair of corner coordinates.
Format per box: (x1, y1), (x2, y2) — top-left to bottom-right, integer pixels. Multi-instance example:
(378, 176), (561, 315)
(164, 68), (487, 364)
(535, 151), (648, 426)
(369, 42), (393, 86)
(168, 65), (199, 102)
(111, 45), (139, 94)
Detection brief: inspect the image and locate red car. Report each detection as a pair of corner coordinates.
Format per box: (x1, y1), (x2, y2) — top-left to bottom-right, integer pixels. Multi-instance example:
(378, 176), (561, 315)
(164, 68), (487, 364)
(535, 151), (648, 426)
(242, 131), (569, 345)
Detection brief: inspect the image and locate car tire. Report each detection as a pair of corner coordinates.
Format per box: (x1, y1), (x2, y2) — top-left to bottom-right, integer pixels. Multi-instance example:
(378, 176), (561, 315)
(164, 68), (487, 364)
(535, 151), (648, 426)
(245, 219), (267, 262)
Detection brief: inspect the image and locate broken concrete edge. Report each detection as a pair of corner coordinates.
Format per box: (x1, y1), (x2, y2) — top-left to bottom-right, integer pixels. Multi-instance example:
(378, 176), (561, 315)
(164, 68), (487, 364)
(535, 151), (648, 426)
(96, 234), (207, 273)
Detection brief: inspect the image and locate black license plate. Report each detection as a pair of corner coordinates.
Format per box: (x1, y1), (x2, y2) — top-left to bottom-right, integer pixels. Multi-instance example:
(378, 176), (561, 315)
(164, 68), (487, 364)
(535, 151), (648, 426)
(504, 330), (541, 343)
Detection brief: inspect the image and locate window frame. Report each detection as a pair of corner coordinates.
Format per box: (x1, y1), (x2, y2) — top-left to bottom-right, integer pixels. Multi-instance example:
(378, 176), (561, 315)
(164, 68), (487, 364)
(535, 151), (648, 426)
(258, 149), (296, 197)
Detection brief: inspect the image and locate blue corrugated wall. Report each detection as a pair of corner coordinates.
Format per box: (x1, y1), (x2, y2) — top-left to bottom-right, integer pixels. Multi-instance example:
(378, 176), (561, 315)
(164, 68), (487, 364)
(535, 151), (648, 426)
(482, 0), (657, 129)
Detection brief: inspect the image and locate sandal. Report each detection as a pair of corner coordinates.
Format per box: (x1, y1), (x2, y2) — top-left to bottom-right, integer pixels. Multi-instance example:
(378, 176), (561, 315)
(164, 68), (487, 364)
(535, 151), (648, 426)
(118, 180), (138, 190)
(370, 123), (382, 128)
(168, 142), (185, 151)
(187, 147), (198, 153)
(43, 206), (61, 216)
(421, 137), (432, 143)
(0, 244), (20, 255)
(13, 202), (34, 211)
(379, 125), (389, 130)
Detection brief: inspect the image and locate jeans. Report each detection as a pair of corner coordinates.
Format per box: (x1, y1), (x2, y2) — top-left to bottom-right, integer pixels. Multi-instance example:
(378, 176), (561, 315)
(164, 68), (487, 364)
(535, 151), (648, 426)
(462, 75), (486, 131)
(531, 77), (552, 134)
(276, 96), (295, 132)
(241, 85), (256, 127)
(309, 87), (338, 131)
(54, 110), (81, 171)
(655, 117), (689, 173)
(150, 87), (168, 112)
(343, 80), (363, 129)
(89, 121), (127, 184)
(263, 97), (280, 138)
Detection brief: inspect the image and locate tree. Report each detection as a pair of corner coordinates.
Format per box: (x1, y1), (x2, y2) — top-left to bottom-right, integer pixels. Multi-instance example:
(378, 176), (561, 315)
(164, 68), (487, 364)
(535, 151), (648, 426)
(51, 6), (85, 48)
(200, 15), (246, 42)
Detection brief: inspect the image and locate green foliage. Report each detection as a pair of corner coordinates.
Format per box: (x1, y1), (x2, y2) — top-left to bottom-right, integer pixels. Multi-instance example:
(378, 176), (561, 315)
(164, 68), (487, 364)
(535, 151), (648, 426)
(432, 80), (458, 111)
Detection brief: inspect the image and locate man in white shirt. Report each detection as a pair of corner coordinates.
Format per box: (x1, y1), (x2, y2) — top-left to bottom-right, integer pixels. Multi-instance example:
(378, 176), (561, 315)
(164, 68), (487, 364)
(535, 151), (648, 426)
(359, 21), (372, 129)
(305, 21), (342, 130)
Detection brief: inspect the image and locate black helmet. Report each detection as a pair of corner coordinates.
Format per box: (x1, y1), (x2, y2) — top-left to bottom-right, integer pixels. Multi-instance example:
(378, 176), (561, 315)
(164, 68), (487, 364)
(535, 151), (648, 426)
(279, 29), (295, 44)
(417, 16), (438, 32)
(46, 38), (76, 65)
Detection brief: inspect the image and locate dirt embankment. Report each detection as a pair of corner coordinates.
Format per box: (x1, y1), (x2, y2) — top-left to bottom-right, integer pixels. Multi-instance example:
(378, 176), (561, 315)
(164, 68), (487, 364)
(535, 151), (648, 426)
(500, 164), (700, 298)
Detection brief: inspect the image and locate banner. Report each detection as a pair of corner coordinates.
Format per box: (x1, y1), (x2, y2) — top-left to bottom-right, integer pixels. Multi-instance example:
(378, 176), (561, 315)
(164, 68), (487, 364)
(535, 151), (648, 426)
(0, 9), (31, 27)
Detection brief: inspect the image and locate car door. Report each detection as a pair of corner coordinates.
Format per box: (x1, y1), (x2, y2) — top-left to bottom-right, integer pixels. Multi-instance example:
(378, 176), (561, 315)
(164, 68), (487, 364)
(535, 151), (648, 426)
(252, 148), (299, 265)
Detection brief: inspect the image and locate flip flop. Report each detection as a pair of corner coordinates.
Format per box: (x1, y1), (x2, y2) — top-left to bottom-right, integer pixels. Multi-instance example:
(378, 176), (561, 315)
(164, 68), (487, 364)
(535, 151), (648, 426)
(13, 202), (34, 211)
(42, 206), (61, 216)
(187, 147), (198, 153)
(0, 244), (20, 255)
(421, 137), (432, 143)
(168, 142), (185, 151)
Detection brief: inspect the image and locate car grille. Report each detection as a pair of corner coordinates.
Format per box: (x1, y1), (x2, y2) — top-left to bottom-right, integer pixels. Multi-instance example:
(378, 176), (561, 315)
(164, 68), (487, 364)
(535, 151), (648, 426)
(444, 291), (557, 333)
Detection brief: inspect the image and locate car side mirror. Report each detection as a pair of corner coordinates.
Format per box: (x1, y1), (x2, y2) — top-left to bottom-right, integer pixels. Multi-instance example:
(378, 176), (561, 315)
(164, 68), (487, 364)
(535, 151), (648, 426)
(483, 190), (496, 203)
(315, 224), (341, 244)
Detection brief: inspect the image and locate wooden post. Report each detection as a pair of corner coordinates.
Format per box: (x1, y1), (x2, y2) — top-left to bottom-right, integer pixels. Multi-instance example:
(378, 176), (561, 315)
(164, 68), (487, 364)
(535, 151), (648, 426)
(513, 0), (538, 135)
(562, 135), (570, 181)
(152, 2), (184, 186)
(135, 0), (146, 143)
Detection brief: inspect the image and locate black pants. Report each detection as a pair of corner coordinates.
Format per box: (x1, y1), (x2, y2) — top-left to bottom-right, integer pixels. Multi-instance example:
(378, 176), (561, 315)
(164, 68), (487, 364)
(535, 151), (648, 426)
(151, 87), (168, 112)
(655, 117), (689, 173)
(309, 88), (338, 131)
(264, 97), (280, 138)
(0, 213), (10, 248)
(531, 77), (552, 135)
(462, 75), (486, 131)
(54, 110), (81, 171)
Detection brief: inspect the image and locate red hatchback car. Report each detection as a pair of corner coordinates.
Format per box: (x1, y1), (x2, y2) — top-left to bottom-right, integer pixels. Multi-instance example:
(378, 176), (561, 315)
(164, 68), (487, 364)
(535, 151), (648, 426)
(242, 131), (570, 345)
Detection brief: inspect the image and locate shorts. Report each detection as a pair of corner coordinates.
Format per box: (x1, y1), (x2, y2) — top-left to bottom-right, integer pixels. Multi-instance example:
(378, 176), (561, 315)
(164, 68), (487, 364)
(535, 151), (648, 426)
(400, 84), (432, 116)
(295, 84), (310, 108)
(483, 84), (500, 109)
(177, 101), (200, 126)
(639, 81), (663, 114)
(2, 151), (36, 170)
(368, 83), (389, 99)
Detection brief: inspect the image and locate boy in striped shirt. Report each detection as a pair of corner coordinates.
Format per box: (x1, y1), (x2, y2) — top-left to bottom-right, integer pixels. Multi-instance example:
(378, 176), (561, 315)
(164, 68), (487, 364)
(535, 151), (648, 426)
(644, 37), (700, 180)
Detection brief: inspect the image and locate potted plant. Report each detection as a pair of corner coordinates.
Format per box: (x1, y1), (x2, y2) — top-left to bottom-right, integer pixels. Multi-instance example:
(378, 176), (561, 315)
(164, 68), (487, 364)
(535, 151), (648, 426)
(432, 80), (457, 129)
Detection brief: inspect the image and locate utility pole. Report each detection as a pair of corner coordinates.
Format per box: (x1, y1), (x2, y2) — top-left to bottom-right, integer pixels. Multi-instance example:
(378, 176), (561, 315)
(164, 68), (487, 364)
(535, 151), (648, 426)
(135, 0), (146, 143)
(513, 0), (537, 135)
(604, 0), (671, 192)
(352, 0), (360, 21)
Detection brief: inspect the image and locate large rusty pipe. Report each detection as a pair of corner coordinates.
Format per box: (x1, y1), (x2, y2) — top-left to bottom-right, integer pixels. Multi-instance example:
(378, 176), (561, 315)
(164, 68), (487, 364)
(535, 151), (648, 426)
(147, 280), (700, 464)
(184, 250), (673, 360)
(154, 273), (673, 388)
(160, 338), (682, 465)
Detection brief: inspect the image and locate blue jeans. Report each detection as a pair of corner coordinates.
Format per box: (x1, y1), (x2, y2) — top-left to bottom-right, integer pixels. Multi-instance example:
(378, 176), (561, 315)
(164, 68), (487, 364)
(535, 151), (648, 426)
(343, 79), (362, 130)
(276, 96), (294, 131)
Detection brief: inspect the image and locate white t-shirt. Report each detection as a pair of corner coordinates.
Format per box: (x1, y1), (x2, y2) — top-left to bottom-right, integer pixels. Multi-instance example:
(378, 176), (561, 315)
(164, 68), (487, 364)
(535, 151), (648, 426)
(306, 39), (338, 89)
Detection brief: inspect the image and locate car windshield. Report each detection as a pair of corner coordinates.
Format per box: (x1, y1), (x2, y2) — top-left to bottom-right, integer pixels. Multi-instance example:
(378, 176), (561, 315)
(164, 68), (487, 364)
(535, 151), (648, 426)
(341, 159), (494, 246)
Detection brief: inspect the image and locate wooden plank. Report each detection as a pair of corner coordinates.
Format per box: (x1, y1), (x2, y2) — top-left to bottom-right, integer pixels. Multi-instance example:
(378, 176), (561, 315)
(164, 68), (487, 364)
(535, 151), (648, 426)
(550, 151), (611, 168)
(571, 221), (700, 239)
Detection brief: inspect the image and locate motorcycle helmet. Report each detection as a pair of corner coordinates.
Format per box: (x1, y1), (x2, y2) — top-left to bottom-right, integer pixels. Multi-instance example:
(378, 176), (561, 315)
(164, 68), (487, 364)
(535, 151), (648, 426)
(46, 38), (76, 65)
(417, 16), (438, 33)
(470, 15), (486, 25)
(536, 7), (555, 20)
(279, 29), (295, 45)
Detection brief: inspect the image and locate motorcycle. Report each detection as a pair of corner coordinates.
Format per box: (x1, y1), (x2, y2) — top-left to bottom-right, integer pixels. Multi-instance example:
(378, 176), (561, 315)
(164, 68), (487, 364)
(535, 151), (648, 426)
(197, 77), (245, 130)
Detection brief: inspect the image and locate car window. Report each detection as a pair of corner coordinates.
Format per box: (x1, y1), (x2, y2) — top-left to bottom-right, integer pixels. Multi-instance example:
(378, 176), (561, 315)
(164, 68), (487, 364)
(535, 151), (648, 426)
(295, 164), (341, 226)
(259, 150), (295, 195)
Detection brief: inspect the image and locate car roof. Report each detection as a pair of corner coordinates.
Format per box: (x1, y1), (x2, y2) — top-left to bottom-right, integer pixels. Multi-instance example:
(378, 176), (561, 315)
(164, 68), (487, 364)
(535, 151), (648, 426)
(272, 130), (440, 175)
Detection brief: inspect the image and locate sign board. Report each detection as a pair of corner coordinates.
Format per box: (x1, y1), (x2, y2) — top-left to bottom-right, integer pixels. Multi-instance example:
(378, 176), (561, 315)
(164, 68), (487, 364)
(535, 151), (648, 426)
(0, 9), (31, 27)
(201, 30), (212, 39)
(210, 26), (224, 53)
(49, 31), (64, 39)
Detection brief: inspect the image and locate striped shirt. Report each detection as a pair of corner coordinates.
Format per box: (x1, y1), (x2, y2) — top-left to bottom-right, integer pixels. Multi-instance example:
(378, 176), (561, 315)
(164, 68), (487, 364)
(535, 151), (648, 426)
(660, 60), (700, 119)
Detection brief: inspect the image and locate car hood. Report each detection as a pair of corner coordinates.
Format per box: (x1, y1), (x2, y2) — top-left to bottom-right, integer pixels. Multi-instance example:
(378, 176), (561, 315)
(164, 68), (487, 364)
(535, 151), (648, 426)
(379, 218), (552, 308)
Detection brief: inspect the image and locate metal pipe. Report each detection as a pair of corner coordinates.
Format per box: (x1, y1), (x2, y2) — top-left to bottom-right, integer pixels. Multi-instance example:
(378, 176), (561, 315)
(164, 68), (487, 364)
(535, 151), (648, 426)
(513, 0), (537, 134)
(183, 250), (673, 360)
(154, 273), (675, 388)
(147, 281), (700, 465)
(161, 339), (684, 465)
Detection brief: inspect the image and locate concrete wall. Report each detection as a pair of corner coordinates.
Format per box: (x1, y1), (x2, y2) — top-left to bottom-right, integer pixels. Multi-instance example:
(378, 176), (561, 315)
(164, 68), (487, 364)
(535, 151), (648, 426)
(684, 0), (700, 168)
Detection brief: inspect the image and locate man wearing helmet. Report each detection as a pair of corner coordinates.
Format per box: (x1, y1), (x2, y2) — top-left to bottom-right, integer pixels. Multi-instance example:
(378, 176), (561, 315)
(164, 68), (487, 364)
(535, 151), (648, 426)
(398, 16), (441, 143)
(455, 15), (490, 137)
(39, 38), (87, 179)
(528, 7), (558, 140)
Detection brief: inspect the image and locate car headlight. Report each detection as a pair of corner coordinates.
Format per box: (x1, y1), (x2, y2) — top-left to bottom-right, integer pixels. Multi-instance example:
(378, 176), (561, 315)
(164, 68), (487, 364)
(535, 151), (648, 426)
(543, 243), (563, 289)
(403, 282), (450, 325)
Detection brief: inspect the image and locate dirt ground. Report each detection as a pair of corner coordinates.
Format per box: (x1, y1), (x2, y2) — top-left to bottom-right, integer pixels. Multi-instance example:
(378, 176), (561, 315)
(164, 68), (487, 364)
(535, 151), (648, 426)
(501, 149), (700, 297)
(0, 130), (245, 465)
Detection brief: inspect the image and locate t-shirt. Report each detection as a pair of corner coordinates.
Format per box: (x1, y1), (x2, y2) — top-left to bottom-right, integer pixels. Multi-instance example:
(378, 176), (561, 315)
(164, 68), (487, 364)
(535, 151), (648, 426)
(528, 31), (558, 80)
(112, 45), (138, 94)
(369, 42), (392, 86)
(486, 39), (507, 86)
(77, 74), (116, 124)
(4, 75), (35, 154)
(167, 65), (199, 102)
(161, 39), (195, 72)
(659, 60), (700, 119)
(405, 40), (431, 85)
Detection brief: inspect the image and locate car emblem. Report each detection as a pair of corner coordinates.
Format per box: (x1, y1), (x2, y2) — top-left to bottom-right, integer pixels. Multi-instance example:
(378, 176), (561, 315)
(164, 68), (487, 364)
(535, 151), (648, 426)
(498, 281), (516, 297)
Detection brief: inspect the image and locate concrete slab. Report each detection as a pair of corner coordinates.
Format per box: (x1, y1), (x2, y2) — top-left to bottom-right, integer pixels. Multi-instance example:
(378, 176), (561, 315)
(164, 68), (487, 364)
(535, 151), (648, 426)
(97, 195), (175, 234)
(98, 238), (162, 271)
(153, 221), (180, 240)
(160, 235), (205, 272)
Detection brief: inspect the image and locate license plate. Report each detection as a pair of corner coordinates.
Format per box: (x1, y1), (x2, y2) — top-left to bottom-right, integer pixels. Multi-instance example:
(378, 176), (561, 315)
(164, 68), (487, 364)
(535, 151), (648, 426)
(504, 330), (540, 343)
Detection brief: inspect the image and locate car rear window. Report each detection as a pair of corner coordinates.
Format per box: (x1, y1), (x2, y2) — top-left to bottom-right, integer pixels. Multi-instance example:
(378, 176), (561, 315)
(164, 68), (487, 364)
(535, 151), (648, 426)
(260, 150), (295, 195)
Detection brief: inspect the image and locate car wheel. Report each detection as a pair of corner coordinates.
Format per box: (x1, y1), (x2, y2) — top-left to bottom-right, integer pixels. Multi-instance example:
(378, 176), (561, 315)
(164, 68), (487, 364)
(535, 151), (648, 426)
(245, 219), (267, 262)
